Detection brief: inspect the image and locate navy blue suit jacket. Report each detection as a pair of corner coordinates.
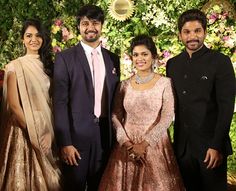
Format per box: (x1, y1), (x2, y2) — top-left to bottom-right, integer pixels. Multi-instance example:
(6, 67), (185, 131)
(53, 42), (120, 150)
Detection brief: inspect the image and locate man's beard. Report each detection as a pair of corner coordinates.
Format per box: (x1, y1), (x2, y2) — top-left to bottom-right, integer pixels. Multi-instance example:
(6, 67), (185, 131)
(85, 30), (99, 42)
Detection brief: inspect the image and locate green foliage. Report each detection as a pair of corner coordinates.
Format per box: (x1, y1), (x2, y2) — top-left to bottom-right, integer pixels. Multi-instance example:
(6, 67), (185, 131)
(228, 113), (236, 173)
(0, 0), (57, 67)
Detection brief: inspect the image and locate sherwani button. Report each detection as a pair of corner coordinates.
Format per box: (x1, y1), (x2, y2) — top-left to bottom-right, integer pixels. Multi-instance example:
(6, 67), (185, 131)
(182, 90), (187, 95)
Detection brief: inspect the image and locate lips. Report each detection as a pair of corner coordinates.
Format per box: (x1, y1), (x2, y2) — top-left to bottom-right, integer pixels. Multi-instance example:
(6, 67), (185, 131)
(30, 43), (40, 46)
(85, 30), (97, 35)
(136, 62), (146, 67)
(187, 40), (199, 44)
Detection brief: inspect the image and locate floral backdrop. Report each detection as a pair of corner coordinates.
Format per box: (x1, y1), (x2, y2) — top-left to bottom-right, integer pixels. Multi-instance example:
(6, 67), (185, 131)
(0, 0), (235, 174)
(50, 0), (236, 80)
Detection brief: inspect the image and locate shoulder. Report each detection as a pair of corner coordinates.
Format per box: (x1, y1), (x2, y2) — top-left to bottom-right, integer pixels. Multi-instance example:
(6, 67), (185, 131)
(166, 53), (185, 74)
(209, 49), (231, 62)
(207, 49), (233, 71)
(167, 52), (184, 64)
(160, 76), (172, 87)
(120, 78), (130, 86)
(119, 78), (130, 90)
(102, 48), (119, 60)
(56, 45), (78, 57)
(4, 58), (21, 73)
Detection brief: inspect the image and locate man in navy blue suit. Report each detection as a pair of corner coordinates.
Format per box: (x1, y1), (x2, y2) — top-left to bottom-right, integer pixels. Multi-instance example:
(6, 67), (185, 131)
(53, 5), (120, 191)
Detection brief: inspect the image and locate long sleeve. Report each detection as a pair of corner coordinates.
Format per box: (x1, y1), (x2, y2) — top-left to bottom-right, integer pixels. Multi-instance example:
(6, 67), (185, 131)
(210, 54), (235, 152)
(144, 79), (175, 147)
(112, 81), (130, 146)
(53, 53), (72, 147)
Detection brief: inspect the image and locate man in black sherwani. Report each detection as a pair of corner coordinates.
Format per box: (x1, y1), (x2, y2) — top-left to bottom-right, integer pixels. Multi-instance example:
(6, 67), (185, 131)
(167, 9), (235, 191)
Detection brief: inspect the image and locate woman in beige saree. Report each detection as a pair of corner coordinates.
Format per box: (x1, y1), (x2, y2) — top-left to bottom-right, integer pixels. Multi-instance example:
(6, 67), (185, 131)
(0, 19), (61, 191)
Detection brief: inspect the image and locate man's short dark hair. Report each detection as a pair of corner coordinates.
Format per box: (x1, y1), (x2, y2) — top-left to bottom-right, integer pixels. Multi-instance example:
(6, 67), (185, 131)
(77, 5), (104, 25)
(178, 9), (207, 32)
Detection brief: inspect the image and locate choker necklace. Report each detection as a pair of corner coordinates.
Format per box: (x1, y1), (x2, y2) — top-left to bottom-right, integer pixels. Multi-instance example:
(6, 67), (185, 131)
(135, 72), (155, 84)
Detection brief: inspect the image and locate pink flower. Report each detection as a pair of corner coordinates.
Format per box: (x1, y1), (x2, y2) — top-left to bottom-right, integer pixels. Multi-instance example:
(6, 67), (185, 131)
(223, 37), (234, 48)
(53, 46), (62, 53)
(219, 12), (228, 20)
(100, 37), (108, 48)
(223, 36), (230, 41)
(162, 50), (171, 58)
(209, 13), (218, 20)
(62, 27), (70, 41)
(208, 13), (218, 24)
(54, 19), (63, 27)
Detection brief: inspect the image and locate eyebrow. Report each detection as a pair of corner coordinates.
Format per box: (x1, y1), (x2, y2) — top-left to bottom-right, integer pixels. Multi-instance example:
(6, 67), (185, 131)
(133, 51), (149, 54)
(182, 27), (202, 31)
(25, 32), (40, 35)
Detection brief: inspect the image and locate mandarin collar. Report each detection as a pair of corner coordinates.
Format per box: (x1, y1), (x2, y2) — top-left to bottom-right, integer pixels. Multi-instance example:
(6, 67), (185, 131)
(183, 45), (209, 60)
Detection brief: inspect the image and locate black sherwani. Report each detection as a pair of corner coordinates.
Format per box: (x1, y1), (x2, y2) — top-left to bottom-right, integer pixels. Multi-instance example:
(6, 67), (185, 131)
(167, 45), (235, 191)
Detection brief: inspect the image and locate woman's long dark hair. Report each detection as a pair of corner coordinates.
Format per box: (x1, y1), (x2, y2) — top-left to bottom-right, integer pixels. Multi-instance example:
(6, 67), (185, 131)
(21, 19), (53, 77)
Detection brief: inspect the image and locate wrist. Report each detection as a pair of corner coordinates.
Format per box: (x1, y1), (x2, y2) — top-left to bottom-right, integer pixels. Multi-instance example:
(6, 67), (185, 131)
(123, 141), (133, 148)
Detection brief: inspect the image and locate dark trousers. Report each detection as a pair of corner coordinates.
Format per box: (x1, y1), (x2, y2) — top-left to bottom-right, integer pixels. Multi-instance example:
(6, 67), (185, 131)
(62, 118), (110, 191)
(177, 143), (228, 191)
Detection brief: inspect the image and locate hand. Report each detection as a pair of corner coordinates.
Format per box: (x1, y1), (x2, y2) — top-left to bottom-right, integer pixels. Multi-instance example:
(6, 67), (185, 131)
(40, 133), (51, 154)
(204, 148), (223, 169)
(128, 141), (149, 165)
(61, 145), (81, 166)
(12, 114), (26, 129)
(122, 141), (133, 150)
(129, 141), (148, 156)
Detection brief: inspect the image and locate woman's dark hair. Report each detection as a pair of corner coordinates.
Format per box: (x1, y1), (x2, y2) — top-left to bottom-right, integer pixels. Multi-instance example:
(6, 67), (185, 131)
(130, 35), (158, 59)
(76, 4), (105, 25)
(178, 9), (207, 32)
(21, 19), (53, 77)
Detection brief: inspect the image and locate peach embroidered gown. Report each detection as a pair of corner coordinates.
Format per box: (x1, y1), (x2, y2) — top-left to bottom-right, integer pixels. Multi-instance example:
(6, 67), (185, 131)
(99, 77), (185, 191)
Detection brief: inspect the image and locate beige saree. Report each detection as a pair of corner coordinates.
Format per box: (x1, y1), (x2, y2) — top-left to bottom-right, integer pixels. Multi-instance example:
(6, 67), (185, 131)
(0, 55), (61, 191)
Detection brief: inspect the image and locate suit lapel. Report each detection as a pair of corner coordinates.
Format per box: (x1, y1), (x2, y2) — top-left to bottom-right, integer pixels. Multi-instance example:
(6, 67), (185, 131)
(101, 48), (115, 89)
(76, 43), (93, 85)
(75, 43), (94, 102)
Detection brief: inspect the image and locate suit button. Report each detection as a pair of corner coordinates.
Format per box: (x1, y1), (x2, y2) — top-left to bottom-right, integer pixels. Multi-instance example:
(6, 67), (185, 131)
(184, 74), (187, 79)
(182, 90), (187, 95)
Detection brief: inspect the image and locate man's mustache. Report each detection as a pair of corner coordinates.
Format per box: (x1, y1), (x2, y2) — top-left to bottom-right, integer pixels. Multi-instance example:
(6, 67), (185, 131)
(187, 40), (199, 43)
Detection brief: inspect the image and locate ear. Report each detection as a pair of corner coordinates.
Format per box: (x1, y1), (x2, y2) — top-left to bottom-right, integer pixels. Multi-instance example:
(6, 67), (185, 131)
(178, 33), (182, 41)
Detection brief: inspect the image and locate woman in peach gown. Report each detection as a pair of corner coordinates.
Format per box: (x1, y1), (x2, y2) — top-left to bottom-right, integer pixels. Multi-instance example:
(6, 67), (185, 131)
(99, 35), (185, 191)
(0, 19), (61, 191)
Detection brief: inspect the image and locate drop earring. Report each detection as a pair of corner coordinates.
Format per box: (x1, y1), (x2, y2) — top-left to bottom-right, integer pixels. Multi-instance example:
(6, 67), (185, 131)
(152, 60), (158, 71)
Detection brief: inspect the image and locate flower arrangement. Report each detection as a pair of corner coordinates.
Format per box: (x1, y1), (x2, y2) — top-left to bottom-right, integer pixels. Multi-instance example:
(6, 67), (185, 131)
(50, 1), (235, 79)
(51, 16), (80, 53)
(204, 4), (236, 63)
(141, 4), (174, 32)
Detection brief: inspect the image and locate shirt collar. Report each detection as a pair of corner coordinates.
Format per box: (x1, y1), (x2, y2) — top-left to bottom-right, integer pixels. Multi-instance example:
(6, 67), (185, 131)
(80, 41), (102, 55)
